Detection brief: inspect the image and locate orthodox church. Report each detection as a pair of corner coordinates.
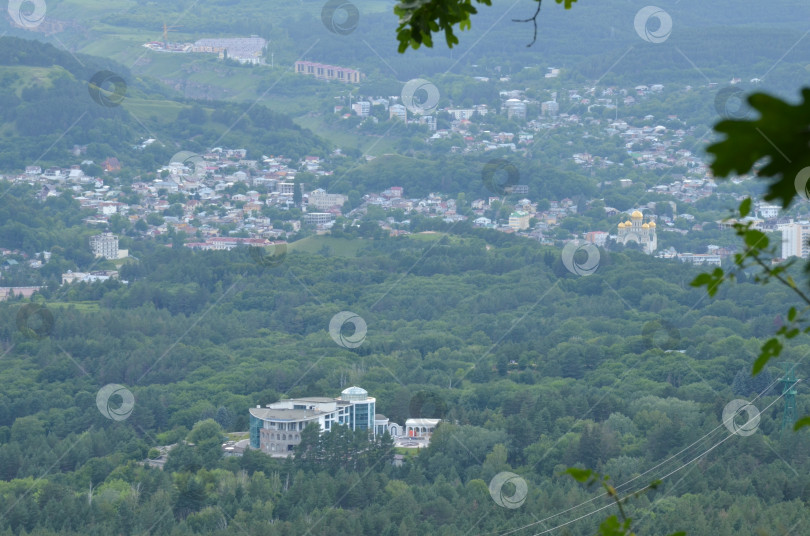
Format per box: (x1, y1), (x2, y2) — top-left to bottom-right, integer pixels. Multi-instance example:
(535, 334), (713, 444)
(617, 210), (657, 254)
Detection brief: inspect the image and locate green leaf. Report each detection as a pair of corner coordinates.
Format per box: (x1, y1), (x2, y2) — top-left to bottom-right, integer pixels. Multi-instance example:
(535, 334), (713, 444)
(753, 337), (782, 375)
(597, 515), (623, 536)
(739, 198), (752, 217)
(667, 533), (687, 536)
(785, 328), (800, 339)
(690, 273), (713, 288)
(793, 416), (810, 430)
(396, 0), (580, 53)
(565, 467), (593, 482)
(708, 89), (810, 208)
(690, 268), (726, 296)
(743, 229), (769, 250)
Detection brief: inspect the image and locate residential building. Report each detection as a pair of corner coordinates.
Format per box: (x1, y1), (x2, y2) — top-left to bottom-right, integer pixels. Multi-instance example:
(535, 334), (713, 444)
(304, 212), (333, 226)
(585, 231), (609, 247)
(541, 100), (559, 117)
(419, 115), (437, 130)
(758, 204), (780, 219)
(447, 109), (476, 120)
(278, 182), (300, 195)
(508, 211), (531, 231)
(89, 233), (119, 259)
(308, 189), (346, 210)
(294, 61), (361, 83)
(677, 253), (722, 266)
(782, 222), (810, 258)
(382, 187), (403, 199)
(352, 101), (371, 117)
(388, 103), (407, 121)
(504, 99), (527, 121)
(509, 185), (529, 195)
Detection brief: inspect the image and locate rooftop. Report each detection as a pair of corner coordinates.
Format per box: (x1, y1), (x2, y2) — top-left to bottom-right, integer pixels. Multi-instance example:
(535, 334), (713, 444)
(249, 407), (326, 421)
(405, 418), (441, 427)
(340, 386), (369, 401)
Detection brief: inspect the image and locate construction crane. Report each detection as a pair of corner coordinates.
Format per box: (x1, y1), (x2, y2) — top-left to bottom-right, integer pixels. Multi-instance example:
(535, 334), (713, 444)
(162, 22), (183, 47)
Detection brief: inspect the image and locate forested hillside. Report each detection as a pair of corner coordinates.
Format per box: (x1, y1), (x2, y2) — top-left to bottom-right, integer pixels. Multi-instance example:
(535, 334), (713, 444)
(2, 1), (810, 535)
(0, 220), (808, 535)
(0, 37), (329, 171)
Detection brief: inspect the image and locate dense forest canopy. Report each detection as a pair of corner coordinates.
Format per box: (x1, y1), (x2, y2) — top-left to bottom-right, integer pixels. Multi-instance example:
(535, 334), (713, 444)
(1, 1), (810, 535)
(0, 212), (809, 534)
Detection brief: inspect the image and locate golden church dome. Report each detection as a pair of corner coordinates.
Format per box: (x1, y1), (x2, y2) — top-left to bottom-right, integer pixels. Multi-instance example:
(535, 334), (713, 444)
(642, 223), (649, 229)
(649, 221), (656, 227)
(631, 210), (643, 219)
(618, 222), (625, 228)
(624, 220), (632, 226)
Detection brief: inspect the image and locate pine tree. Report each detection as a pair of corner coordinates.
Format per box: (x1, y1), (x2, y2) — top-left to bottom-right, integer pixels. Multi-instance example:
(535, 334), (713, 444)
(293, 176), (302, 207)
(731, 369), (750, 396)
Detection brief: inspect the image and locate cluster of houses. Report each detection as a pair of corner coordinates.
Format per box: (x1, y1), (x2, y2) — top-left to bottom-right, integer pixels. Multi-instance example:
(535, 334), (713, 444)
(0, 246), (121, 298)
(334, 80), (716, 163)
(7, 150), (345, 242)
(5, 71), (806, 281)
(1, 146), (751, 278)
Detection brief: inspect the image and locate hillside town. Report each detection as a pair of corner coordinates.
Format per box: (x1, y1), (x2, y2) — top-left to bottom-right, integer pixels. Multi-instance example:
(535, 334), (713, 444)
(1, 78), (807, 294)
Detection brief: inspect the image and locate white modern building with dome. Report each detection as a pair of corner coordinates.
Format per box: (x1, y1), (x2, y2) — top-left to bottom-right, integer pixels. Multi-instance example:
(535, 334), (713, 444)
(249, 386), (441, 456)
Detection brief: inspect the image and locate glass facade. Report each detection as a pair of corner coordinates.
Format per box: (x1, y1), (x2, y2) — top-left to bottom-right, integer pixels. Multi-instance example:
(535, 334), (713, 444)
(351, 401), (374, 431)
(252, 388), (378, 453)
(249, 414), (261, 448)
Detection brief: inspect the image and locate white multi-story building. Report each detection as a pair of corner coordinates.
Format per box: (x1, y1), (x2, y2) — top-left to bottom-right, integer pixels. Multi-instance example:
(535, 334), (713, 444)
(782, 222), (810, 258)
(541, 100), (559, 117)
(303, 212), (333, 226)
(509, 211), (531, 231)
(677, 253), (722, 266)
(447, 109), (475, 120)
(278, 182), (300, 195)
(758, 204), (780, 219)
(89, 233), (119, 259)
(389, 104), (407, 122)
(352, 101), (371, 117)
(505, 99), (527, 121)
(308, 189), (347, 210)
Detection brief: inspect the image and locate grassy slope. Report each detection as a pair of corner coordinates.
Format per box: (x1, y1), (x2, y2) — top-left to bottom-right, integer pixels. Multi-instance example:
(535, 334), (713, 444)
(294, 115), (399, 155)
(37, 0), (398, 151)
